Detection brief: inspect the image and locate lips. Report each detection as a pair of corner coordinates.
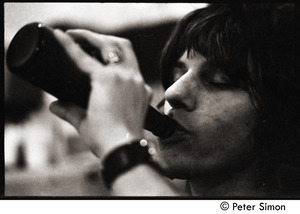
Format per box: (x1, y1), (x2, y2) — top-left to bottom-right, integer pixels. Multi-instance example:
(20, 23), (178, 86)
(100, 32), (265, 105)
(158, 119), (191, 145)
(158, 130), (190, 145)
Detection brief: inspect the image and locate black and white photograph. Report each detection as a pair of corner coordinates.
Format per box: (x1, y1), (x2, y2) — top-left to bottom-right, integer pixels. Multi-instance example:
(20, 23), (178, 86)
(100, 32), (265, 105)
(3, 2), (300, 202)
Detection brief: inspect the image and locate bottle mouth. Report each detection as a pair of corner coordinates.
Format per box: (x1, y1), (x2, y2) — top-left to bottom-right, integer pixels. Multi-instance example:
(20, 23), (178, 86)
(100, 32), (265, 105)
(6, 22), (43, 70)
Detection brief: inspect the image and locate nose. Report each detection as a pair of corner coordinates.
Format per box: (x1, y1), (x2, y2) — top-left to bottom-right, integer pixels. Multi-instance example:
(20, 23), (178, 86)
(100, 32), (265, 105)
(164, 71), (198, 113)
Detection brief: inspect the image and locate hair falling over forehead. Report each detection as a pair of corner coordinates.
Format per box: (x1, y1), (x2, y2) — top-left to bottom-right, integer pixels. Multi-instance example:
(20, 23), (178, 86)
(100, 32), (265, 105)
(160, 4), (250, 90)
(160, 4), (299, 168)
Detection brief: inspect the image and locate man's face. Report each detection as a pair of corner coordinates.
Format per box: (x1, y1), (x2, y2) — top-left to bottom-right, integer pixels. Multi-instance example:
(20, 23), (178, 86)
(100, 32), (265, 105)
(157, 51), (258, 178)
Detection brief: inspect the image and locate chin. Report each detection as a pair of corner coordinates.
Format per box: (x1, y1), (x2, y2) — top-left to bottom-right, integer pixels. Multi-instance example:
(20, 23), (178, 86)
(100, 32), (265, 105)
(160, 151), (254, 180)
(159, 154), (214, 179)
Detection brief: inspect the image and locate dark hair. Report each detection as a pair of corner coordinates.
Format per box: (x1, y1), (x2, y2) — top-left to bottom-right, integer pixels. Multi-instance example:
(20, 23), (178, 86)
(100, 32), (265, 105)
(160, 3), (299, 185)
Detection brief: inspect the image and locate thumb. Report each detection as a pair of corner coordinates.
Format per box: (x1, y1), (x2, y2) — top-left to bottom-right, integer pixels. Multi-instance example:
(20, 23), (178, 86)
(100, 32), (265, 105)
(49, 100), (86, 131)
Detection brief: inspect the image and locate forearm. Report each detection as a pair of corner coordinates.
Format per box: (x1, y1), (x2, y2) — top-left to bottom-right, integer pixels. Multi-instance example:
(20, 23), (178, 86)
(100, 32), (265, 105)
(110, 164), (181, 196)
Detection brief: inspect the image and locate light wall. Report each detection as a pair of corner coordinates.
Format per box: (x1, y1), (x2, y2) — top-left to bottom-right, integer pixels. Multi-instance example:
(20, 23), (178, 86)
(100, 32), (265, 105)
(5, 3), (207, 45)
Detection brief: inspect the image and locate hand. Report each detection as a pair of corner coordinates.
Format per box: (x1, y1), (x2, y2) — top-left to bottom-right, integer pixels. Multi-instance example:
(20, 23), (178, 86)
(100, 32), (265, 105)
(49, 29), (152, 159)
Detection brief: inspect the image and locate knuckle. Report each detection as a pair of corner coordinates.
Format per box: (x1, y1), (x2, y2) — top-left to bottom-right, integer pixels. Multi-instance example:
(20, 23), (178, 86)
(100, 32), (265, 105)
(146, 85), (153, 94)
(90, 68), (106, 83)
(133, 74), (143, 84)
(117, 37), (132, 48)
(145, 85), (153, 98)
(79, 55), (98, 70)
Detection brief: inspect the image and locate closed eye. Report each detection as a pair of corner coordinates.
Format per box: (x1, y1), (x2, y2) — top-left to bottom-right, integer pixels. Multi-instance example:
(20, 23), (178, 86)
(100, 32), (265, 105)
(171, 61), (188, 83)
(210, 72), (232, 85)
(201, 64), (234, 89)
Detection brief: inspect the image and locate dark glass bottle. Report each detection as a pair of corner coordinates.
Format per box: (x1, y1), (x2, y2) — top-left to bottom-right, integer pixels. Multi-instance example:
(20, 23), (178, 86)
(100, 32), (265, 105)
(6, 22), (176, 139)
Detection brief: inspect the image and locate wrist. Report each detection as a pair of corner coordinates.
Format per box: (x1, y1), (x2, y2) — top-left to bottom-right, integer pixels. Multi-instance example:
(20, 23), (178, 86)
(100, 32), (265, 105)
(84, 126), (143, 158)
(101, 139), (163, 189)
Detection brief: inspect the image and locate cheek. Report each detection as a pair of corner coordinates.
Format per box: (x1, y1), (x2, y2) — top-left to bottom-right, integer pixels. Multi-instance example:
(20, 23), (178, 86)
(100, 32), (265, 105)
(205, 92), (257, 136)
(195, 92), (258, 158)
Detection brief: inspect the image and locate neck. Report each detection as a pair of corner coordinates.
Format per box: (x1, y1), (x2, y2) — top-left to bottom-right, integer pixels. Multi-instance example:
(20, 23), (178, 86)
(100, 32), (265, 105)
(188, 161), (273, 197)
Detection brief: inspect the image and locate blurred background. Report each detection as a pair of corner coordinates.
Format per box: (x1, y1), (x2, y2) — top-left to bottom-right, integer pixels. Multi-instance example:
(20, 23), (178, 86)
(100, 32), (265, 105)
(4, 3), (208, 196)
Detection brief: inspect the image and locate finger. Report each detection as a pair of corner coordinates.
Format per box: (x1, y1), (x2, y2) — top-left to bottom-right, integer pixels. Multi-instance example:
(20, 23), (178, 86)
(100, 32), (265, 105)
(66, 29), (139, 72)
(114, 38), (139, 69)
(53, 29), (104, 74)
(66, 29), (120, 65)
(49, 100), (86, 130)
